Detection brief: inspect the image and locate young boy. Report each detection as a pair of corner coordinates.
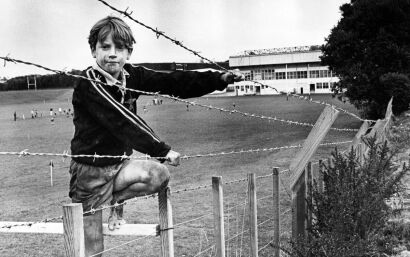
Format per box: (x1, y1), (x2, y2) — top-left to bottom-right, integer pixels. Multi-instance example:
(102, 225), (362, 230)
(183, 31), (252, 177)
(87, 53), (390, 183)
(69, 16), (243, 231)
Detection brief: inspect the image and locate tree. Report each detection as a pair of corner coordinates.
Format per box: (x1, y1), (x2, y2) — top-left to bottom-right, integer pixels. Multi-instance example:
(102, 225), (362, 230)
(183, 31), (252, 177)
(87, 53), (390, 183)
(321, 0), (410, 119)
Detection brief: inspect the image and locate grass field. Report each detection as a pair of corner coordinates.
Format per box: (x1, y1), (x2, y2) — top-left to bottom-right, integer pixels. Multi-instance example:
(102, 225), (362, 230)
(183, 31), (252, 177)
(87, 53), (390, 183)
(0, 89), (362, 257)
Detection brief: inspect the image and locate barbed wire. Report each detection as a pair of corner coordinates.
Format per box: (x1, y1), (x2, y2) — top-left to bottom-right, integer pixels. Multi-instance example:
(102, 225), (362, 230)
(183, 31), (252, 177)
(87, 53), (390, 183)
(0, 215), (63, 230)
(1, 56), (359, 132)
(0, 140), (353, 162)
(96, 0), (372, 124)
(96, 0), (277, 92)
(288, 93), (375, 122)
(2, 56), (361, 132)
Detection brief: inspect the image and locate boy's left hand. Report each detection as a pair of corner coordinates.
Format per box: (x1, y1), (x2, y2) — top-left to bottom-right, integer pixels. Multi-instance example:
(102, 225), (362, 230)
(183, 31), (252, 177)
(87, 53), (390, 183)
(220, 69), (244, 84)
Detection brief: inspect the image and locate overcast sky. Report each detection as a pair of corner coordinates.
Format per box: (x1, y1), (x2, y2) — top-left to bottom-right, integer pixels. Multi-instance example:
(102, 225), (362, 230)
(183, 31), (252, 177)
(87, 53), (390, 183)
(0, 0), (349, 78)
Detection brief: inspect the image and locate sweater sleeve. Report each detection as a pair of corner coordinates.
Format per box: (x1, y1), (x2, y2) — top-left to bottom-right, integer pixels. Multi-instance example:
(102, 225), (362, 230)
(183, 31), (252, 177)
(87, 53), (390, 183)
(78, 69), (171, 157)
(128, 65), (229, 98)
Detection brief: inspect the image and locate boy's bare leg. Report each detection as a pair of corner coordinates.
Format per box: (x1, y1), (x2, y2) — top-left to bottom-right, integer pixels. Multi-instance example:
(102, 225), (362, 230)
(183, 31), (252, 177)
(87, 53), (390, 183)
(108, 160), (170, 230)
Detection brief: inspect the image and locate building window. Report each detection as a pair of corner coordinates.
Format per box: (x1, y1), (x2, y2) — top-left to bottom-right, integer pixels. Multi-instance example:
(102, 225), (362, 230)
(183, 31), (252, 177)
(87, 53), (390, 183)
(244, 72), (251, 81)
(253, 70), (262, 80)
(323, 82), (329, 89)
(319, 70), (330, 78)
(241, 86), (244, 91)
(309, 70), (319, 78)
(276, 72), (286, 80)
(316, 82), (323, 89)
(287, 71), (296, 79)
(263, 69), (274, 80)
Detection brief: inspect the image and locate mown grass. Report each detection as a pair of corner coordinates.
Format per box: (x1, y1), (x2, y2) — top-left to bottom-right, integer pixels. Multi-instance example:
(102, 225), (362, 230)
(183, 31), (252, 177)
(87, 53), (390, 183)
(0, 89), (362, 257)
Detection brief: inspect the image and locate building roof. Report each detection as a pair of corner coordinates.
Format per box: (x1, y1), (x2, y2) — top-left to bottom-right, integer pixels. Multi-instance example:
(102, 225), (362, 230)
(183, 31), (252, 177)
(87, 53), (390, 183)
(231, 45), (321, 57)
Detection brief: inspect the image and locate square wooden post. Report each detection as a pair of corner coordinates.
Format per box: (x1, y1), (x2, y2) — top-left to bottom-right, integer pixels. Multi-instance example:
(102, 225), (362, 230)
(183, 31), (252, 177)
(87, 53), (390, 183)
(83, 211), (103, 257)
(272, 168), (280, 257)
(289, 105), (339, 242)
(248, 173), (258, 257)
(159, 187), (174, 257)
(212, 176), (225, 257)
(63, 203), (85, 257)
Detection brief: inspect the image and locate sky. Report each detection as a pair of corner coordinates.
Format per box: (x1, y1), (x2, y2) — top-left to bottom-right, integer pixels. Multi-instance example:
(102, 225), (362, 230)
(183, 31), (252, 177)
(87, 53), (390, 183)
(0, 0), (349, 78)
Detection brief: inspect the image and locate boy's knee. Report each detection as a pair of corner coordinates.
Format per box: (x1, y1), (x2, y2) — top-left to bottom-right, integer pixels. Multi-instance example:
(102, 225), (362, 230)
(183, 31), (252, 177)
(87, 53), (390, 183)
(150, 163), (170, 192)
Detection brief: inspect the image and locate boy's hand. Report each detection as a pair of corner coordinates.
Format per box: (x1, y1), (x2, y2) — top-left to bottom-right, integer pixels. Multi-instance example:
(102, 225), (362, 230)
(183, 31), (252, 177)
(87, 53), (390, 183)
(165, 150), (181, 166)
(220, 69), (245, 84)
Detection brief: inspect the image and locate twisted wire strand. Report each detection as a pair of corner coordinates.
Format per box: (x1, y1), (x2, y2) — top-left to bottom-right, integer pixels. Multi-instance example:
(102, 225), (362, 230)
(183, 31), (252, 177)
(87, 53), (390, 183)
(0, 140), (353, 161)
(96, 0), (370, 123)
(0, 56), (358, 132)
(0, 215), (63, 229)
(192, 244), (215, 257)
(258, 238), (276, 253)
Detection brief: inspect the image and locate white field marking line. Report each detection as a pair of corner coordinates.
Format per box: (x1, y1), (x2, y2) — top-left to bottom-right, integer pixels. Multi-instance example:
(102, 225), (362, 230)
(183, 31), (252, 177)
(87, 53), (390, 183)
(88, 232), (156, 257)
(97, 0), (368, 124)
(0, 140), (353, 160)
(1, 56), (359, 132)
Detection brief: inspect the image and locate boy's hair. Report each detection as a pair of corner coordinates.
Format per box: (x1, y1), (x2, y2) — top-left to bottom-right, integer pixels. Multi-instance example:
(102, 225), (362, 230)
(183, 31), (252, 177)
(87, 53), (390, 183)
(88, 16), (136, 52)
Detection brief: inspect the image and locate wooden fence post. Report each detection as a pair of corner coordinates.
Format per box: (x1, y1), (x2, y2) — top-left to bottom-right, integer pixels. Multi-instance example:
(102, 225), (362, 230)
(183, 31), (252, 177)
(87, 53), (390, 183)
(159, 187), (174, 257)
(289, 106), (339, 242)
(292, 168), (306, 241)
(83, 211), (103, 257)
(248, 173), (258, 257)
(318, 160), (324, 194)
(306, 162), (312, 238)
(63, 203), (85, 257)
(212, 176), (225, 257)
(272, 168), (280, 257)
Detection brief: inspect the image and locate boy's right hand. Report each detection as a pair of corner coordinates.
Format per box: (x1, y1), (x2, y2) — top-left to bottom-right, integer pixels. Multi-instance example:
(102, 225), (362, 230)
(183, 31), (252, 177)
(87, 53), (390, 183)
(165, 150), (181, 166)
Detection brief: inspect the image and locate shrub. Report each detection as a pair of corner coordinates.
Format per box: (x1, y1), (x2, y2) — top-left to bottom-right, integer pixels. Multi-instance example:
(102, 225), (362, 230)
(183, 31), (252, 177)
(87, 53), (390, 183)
(286, 137), (409, 256)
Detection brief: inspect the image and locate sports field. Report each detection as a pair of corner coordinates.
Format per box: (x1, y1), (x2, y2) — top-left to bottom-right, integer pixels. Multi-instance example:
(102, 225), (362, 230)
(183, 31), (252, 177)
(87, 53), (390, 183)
(0, 89), (362, 257)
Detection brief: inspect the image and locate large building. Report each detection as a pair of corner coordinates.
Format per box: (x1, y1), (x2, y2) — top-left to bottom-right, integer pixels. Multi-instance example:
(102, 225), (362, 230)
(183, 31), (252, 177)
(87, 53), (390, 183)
(228, 45), (338, 96)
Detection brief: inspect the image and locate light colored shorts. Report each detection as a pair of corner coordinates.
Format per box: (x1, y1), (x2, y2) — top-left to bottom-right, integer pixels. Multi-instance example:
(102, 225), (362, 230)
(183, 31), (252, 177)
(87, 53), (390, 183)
(68, 160), (127, 212)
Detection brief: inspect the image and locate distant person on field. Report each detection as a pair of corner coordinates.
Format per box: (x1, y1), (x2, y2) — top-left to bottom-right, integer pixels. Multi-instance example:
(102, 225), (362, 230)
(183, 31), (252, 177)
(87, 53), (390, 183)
(69, 16), (244, 232)
(13, 111), (16, 121)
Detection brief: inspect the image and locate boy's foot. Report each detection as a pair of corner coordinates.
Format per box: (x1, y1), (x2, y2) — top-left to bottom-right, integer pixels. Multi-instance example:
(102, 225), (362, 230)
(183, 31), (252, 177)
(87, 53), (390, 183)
(108, 204), (126, 230)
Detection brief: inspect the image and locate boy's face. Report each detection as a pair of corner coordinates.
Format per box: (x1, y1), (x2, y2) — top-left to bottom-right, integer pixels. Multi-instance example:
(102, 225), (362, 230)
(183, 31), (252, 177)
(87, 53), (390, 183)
(92, 33), (132, 79)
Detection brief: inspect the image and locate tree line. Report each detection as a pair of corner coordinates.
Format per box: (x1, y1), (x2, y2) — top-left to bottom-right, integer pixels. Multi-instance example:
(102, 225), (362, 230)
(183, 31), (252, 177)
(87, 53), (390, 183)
(0, 70), (82, 91)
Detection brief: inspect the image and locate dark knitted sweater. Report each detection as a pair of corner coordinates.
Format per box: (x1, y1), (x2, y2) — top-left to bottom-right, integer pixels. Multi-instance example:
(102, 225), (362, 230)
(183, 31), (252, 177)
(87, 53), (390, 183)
(71, 64), (227, 166)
